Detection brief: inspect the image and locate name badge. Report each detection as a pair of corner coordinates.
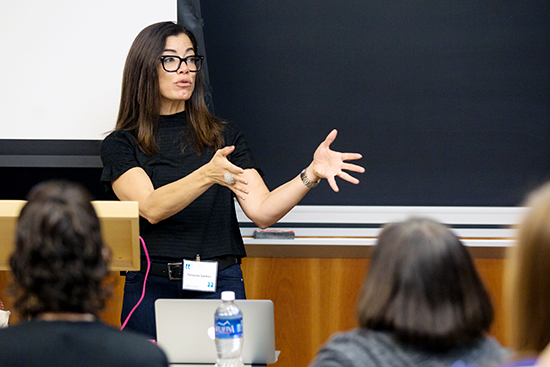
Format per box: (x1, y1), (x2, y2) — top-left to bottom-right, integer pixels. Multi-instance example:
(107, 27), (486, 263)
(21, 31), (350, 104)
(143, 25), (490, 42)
(182, 259), (218, 292)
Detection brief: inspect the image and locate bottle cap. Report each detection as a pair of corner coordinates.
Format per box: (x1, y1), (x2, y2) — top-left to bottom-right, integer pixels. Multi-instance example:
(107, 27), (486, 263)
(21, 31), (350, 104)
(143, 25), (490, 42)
(221, 291), (235, 301)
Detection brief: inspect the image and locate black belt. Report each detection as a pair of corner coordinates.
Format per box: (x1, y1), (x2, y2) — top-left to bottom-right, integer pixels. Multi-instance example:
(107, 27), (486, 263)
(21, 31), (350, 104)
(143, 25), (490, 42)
(139, 255), (241, 280)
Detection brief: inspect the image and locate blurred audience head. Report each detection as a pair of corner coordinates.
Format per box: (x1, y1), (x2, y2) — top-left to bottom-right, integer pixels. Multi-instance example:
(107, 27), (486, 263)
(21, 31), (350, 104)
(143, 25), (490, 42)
(506, 182), (550, 356)
(10, 180), (111, 319)
(357, 217), (493, 350)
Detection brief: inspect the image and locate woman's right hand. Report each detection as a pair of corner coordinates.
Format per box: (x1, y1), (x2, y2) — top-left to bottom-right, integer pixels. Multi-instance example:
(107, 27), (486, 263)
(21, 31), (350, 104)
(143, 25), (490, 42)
(206, 146), (249, 200)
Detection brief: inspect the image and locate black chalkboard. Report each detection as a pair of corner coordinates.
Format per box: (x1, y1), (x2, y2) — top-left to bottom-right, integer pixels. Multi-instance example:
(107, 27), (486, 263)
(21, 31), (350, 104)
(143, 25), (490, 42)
(201, 0), (550, 206)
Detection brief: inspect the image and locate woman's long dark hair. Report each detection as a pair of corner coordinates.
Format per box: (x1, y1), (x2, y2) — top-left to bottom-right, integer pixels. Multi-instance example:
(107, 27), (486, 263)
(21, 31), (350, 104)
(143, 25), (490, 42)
(10, 181), (111, 318)
(116, 21), (224, 155)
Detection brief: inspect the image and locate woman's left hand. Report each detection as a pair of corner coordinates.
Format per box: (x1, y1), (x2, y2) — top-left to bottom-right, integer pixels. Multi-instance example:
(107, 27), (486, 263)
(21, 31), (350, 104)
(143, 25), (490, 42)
(309, 129), (365, 192)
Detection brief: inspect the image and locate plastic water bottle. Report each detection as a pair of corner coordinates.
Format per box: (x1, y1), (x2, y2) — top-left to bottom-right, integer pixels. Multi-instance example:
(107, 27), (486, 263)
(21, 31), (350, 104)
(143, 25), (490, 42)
(214, 291), (244, 367)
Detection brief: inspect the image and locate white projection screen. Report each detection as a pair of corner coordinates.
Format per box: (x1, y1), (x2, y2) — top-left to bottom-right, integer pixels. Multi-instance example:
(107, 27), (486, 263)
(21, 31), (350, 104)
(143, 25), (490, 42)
(0, 1), (176, 141)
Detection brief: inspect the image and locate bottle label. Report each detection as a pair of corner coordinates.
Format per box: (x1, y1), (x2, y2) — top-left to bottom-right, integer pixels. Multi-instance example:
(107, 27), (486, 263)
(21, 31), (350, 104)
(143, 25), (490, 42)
(215, 317), (243, 339)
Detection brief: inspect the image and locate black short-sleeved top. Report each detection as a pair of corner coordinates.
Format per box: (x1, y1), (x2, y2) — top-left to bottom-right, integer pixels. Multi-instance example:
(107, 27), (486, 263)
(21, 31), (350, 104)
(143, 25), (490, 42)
(100, 112), (261, 259)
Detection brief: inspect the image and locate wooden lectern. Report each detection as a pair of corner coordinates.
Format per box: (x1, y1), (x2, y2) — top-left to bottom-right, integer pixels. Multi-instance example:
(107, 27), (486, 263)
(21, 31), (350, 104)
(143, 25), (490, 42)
(0, 200), (140, 271)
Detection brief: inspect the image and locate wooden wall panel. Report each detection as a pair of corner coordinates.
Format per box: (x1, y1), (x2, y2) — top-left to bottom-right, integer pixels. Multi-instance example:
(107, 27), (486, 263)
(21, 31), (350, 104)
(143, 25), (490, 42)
(0, 256), (507, 367)
(242, 258), (369, 367)
(474, 258), (507, 346)
(99, 273), (126, 327)
(0, 271), (126, 327)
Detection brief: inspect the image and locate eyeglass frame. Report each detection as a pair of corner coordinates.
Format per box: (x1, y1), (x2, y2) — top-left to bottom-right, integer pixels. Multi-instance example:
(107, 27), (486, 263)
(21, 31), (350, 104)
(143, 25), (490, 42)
(159, 55), (204, 73)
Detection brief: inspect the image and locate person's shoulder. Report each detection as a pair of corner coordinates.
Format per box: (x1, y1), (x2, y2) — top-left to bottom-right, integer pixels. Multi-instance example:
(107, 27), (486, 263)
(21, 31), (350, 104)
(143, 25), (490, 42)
(223, 122), (255, 151)
(0, 319), (42, 335)
(453, 356), (539, 367)
(319, 329), (390, 356)
(88, 323), (168, 364)
(222, 121), (241, 136)
(102, 129), (136, 143)
(0, 321), (168, 366)
(475, 335), (511, 358)
(497, 357), (538, 367)
(310, 329), (390, 367)
(100, 129), (138, 154)
(448, 336), (511, 367)
(322, 328), (383, 345)
(92, 322), (151, 343)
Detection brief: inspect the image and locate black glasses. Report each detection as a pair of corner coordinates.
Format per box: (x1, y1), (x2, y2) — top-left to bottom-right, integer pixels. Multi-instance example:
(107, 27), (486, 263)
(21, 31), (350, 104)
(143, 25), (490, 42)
(160, 55), (204, 72)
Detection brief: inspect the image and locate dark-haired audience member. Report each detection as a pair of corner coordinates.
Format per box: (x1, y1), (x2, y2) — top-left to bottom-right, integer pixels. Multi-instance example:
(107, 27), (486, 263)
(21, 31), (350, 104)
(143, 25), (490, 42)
(497, 182), (550, 367)
(309, 217), (509, 367)
(0, 181), (168, 367)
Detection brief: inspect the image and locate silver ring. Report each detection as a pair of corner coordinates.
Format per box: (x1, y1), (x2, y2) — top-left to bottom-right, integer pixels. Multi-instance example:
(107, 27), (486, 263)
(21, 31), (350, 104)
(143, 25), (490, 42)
(224, 173), (235, 185)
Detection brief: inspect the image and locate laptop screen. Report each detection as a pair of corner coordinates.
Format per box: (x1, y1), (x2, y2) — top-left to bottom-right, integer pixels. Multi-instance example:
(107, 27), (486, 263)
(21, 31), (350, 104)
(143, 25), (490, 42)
(155, 299), (278, 364)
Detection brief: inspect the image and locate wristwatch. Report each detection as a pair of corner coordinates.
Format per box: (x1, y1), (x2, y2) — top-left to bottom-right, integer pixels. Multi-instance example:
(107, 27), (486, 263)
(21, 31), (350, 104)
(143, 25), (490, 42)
(300, 169), (320, 188)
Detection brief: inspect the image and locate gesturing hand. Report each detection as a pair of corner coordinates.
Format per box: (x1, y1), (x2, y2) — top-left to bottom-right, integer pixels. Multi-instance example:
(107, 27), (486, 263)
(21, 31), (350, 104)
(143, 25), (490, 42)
(311, 129), (365, 192)
(207, 146), (249, 199)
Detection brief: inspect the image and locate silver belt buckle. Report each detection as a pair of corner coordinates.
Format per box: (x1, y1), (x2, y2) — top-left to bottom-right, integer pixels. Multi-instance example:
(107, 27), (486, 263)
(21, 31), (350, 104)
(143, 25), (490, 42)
(167, 262), (182, 280)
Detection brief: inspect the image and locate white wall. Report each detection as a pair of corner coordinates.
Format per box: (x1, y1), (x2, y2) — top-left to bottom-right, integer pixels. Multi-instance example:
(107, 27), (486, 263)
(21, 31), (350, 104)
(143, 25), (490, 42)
(0, 1), (176, 140)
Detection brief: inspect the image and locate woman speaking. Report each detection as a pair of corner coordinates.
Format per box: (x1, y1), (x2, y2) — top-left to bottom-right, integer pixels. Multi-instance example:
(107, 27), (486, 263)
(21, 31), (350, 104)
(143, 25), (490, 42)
(100, 21), (364, 338)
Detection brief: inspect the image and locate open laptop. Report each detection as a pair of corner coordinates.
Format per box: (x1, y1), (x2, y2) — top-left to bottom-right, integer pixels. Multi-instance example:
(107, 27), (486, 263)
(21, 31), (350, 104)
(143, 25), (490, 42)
(155, 299), (279, 365)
